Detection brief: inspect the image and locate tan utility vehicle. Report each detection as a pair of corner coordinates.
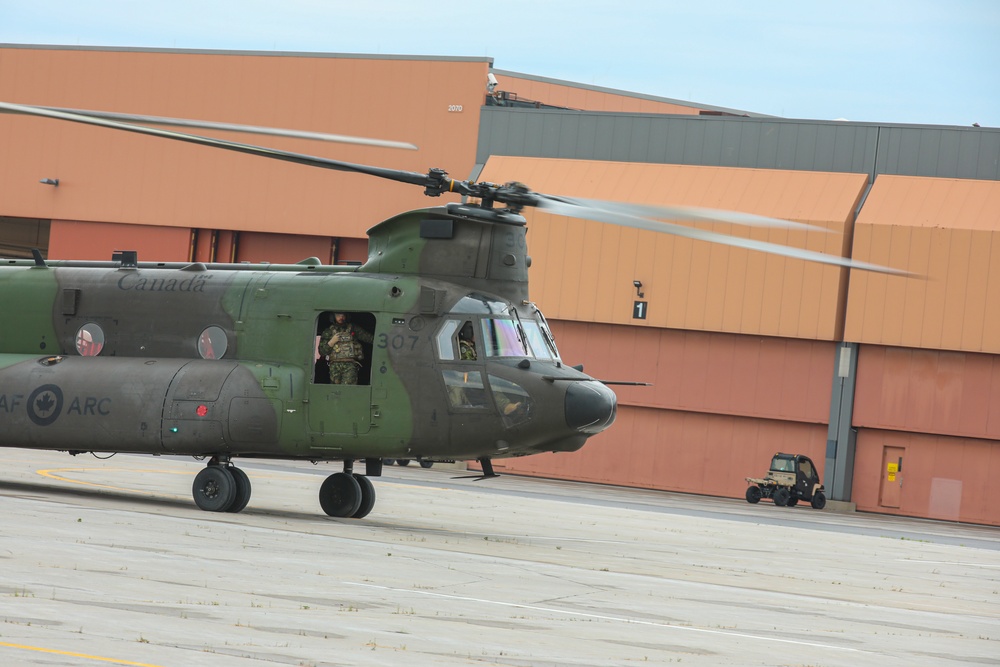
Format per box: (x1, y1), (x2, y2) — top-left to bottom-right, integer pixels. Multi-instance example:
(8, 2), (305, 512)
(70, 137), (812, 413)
(745, 453), (826, 509)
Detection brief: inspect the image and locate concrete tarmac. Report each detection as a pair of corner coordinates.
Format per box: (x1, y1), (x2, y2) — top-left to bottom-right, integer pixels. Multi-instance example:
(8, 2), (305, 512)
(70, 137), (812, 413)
(0, 449), (997, 667)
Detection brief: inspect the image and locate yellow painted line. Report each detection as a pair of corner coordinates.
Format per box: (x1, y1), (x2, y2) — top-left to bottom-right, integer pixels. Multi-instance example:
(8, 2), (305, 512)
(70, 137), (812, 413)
(35, 468), (188, 496)
(0, 641), (164, 667)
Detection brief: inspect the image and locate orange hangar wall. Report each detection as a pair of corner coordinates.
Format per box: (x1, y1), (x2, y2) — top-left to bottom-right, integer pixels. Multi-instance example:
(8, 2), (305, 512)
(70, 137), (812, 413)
(0, 45), (492, 259)
(845, 176), (1000, 526)
(479, 157), (868, 340)
(493, 322), (834, 498)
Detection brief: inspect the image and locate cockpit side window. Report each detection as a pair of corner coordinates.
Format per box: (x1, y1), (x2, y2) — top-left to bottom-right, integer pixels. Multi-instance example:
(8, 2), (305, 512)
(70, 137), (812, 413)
(436, 320), (460, 361)
(443, 369), (489, 409)
(436, 319), (479, 361)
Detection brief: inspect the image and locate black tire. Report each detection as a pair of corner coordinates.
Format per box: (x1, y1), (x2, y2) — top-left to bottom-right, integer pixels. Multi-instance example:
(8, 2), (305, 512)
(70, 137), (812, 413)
(351, 474), (376, 519)
(745, 485), (762, 504)
(319, 472), (362, 517)
(396, 459), (411, 466)
(383, 458), (396, 466)
(773, 487), (790, 507)
(192, 465), (237, 512)
(419, 460), (433, 469)
(811, 491), (827, 510)
(226, 466), (252, 513)
(787, 497), (799, 507)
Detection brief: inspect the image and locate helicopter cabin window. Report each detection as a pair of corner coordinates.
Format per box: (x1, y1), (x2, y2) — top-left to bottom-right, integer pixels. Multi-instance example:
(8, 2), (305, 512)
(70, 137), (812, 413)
(480, 318), (527, 357)
(313, 311), (376, 385)
(75, 323), (105, 356)
(443, 369), (488, 409)
(198, 326), (228, 359)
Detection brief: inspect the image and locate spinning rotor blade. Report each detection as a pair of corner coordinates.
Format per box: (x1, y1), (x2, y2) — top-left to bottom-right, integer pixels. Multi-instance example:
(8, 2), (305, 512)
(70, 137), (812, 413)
(0, 101), (434, 187)
(33, 105), (418, 150)
(553, 197), (826, 232)
(1, 100), (906, 276)
(533, 193), (909, 276)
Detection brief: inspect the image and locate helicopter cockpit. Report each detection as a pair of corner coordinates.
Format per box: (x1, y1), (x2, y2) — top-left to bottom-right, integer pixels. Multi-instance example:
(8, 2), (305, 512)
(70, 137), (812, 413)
(435, 296), (560, 426)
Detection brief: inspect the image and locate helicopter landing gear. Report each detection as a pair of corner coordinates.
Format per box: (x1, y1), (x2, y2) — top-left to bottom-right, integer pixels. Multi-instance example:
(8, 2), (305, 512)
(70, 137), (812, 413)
(192, 459), (252, 513)
(319, 467), (377, 519)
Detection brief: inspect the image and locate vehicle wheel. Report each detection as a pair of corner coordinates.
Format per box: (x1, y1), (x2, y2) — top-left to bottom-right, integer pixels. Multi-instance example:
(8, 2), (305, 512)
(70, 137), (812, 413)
(351, 474), (376, 519)
(745, 485), (762, 504)
(811, 491), (827, 510)
(192, 465), (237, 512)
(226, 466), (252, 513)
(787, 497), (799, 507)
(419, 460), (433, 469)
(396, 459), (411, 466)
(773, 487), (790, 507)
(383, 458), (396, 466)
(319, 472), (362, 517)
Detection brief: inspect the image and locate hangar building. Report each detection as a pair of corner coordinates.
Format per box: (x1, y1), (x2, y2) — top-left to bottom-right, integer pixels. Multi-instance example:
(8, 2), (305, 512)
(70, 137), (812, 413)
(2, 44), (998, 525)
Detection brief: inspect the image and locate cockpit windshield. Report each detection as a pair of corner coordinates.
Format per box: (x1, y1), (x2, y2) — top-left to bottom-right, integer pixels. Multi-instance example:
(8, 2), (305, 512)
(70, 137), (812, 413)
(480, 318), (526, 357)
(437, 296), (561, 362)
(521, 321), (557, 361)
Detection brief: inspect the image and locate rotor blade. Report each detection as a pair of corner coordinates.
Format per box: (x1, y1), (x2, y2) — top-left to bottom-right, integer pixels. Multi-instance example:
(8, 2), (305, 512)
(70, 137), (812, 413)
(33, 105), (417, 150)
(535, 193), (909, 276)
(0, 101), (432, 187)
(553, 196), (826, 232)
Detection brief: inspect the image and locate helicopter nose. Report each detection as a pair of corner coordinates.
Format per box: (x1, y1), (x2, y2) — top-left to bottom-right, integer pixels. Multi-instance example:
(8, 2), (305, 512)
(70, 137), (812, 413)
(565, 381), (617, 433)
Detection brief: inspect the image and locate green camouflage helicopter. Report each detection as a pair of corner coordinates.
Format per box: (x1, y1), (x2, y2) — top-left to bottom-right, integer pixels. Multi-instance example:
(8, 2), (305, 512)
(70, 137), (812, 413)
(0, 102), (904, 518)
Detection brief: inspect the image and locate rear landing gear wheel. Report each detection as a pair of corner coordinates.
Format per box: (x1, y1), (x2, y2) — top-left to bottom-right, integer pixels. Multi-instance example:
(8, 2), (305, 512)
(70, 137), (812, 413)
(192, 465), (236, 512)
(351, 474), (376, 519)
(319, 472), (362, 517)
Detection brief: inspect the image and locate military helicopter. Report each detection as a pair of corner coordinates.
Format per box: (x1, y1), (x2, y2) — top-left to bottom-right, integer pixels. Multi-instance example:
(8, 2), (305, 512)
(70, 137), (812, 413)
(0, 101), (904, 519)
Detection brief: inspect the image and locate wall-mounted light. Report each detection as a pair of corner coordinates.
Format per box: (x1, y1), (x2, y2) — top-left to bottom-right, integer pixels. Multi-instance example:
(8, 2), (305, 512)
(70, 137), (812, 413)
(633, 280), (644, 298)
(39, 178), (59, 186)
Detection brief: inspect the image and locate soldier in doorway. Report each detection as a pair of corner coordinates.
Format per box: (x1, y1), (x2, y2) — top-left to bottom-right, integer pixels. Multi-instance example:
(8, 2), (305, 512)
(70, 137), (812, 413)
(319, 313), (373, 384)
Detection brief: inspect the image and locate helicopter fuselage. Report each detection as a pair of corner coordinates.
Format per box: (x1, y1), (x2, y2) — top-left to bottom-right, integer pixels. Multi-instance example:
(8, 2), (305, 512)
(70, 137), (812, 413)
(0, 206), (617, 517)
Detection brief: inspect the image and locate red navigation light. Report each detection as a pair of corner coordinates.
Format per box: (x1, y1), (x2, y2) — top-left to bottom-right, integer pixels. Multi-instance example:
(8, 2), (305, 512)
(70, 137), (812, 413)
(196, 404), (208, 417)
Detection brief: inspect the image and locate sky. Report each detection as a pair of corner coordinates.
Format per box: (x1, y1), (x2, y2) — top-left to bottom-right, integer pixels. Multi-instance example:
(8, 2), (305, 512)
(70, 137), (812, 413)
(1, 0), (998, 128)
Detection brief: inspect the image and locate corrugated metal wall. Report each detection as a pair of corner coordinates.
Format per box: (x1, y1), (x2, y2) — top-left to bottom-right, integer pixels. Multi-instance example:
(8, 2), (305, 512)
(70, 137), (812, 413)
(853, 428), (999, 525)
(477, 107), (1000, 181)
(854, 346), (1000, 440)
(478, 156), (867, 340)
(0, 46), (489, 240)
(846, 176), (1000, 354)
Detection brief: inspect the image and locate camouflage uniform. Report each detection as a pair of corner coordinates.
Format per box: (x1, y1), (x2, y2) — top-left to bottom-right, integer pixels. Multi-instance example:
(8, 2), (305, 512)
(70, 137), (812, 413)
(319, 320), (373, 384)
(459, 338), (477, 361)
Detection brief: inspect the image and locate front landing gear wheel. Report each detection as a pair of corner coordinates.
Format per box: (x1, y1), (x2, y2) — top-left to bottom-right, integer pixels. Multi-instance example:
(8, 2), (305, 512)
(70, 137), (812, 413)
(351, 474), (376, 518)
(193, 465), (236, 512)
(319, 472), (362, 517)
(226, 466), (252, 513)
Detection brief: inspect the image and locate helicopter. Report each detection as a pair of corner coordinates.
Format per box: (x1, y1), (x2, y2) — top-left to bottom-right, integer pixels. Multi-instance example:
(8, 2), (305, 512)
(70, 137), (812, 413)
(0, 101), (905, 519)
